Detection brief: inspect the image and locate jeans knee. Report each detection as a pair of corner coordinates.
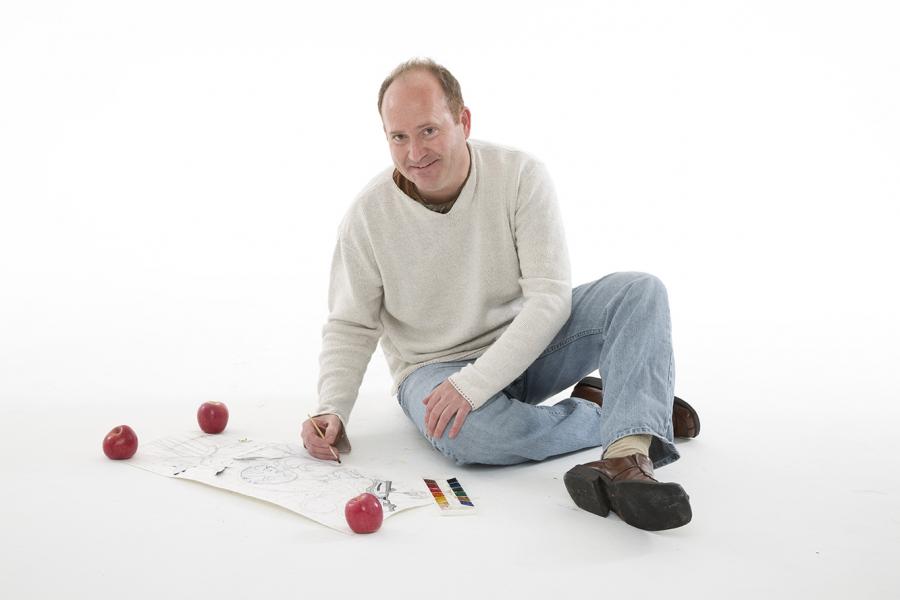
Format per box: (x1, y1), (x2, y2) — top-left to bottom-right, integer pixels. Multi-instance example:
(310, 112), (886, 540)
(620, 271), (667, 299)
(431, 410), (518, 464)
(433, 433), (489, 465)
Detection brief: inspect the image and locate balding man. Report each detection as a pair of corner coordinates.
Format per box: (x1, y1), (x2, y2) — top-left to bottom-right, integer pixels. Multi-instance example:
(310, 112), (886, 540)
(301, 58), (700, 531)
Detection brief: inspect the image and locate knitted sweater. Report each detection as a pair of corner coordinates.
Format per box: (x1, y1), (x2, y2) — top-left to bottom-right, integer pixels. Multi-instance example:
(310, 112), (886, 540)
(315, 139), (572, 432)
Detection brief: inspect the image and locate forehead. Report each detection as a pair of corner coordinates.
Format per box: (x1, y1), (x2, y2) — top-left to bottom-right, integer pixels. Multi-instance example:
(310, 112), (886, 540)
(381, 71), (451, 131)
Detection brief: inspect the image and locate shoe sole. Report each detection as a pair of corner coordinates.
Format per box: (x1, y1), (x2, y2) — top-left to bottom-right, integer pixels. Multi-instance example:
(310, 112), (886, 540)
(563, 464), (692, 531)
(574, 377), (701, 438)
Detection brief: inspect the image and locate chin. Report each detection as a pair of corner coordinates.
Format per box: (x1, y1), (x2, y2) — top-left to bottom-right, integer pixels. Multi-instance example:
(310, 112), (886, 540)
(402, 170), (421, 185)
(415, 180), (441, 196)
(409, 174), (435, 191)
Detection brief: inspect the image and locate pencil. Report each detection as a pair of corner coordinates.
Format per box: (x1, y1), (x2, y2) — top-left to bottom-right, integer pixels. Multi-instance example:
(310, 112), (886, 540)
(307, 414), (341, 463)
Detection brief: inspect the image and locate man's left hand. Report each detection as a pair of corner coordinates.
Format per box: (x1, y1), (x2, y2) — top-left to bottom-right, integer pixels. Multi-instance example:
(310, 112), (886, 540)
(423, 379), (472, 439)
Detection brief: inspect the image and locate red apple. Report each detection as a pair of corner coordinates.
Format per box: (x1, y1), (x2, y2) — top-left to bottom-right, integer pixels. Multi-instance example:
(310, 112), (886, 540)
(103, 425), (138, 459)
(197, 401), (229, 433)
(345, 492), (384, 534)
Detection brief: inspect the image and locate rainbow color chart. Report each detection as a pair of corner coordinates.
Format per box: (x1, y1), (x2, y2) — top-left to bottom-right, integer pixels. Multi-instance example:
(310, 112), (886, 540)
(423, 477), (476, 515)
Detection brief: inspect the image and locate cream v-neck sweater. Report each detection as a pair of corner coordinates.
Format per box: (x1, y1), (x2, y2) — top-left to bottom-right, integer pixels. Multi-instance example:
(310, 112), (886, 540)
(316, 139), (572, 430)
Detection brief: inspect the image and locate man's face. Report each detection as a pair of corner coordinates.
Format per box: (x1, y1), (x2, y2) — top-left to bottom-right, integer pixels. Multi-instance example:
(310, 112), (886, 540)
(381, 71), (471, 203)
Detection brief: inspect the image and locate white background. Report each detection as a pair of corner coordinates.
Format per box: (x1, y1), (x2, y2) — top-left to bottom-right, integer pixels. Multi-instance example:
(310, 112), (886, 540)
(1, 1), (898, 598)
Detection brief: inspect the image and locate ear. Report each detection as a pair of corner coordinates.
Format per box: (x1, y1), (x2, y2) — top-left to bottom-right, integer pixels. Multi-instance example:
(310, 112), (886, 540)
(460, 107), (472, 138)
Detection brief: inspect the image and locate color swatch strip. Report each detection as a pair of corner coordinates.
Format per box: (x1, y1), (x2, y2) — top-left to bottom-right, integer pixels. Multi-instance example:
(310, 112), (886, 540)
(424, 478), (450, 509)
(447, 477), (474, 507)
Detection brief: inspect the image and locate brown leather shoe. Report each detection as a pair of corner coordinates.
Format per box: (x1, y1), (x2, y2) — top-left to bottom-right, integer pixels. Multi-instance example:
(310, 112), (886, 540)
(563, 453), (692, 530)
(571, 376), (701, 438)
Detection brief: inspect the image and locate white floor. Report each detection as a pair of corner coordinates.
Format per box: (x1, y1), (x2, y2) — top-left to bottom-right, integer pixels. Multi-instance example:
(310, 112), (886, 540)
(3, 356), (899, 599)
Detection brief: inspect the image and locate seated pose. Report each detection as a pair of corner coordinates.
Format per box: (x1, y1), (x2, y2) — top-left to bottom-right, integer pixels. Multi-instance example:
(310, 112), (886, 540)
(301, 57), (700, 531)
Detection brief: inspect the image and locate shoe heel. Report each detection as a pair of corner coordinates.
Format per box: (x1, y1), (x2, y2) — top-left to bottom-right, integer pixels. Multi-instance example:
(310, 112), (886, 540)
(563, 465), (611, 517)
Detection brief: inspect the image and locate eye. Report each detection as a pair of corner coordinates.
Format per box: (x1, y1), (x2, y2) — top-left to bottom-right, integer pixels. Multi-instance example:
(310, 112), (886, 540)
(392, 134), (407, 142)
(423, 128), (436, 136)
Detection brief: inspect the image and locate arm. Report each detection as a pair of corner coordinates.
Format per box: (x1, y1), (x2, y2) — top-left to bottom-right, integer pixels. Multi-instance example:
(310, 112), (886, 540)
(447, 159), (572, 411)
(305, 218), (384, 458)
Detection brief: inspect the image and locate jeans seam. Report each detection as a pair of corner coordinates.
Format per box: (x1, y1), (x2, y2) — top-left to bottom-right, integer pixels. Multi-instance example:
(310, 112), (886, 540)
(537, 328), (603, 359)
(607, 426), (658, 442)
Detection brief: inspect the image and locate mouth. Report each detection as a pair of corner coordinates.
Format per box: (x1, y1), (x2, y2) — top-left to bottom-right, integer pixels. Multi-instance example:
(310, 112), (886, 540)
(410, 159), (438, 171)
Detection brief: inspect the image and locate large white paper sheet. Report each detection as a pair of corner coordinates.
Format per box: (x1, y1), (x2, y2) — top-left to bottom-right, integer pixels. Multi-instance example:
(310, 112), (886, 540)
(127, 432), (431, 532)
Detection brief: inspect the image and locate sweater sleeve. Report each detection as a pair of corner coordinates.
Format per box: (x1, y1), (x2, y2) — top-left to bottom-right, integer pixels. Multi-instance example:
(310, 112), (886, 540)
(314, 214), (384, 433)
(447, 160), (572, 409)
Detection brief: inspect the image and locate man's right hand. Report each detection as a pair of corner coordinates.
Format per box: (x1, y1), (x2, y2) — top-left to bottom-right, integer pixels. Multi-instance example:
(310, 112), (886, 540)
(301, 414), (343, 462)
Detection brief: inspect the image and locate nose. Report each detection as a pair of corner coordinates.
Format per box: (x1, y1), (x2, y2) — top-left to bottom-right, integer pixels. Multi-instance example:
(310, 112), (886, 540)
(408, 138), (427, 164)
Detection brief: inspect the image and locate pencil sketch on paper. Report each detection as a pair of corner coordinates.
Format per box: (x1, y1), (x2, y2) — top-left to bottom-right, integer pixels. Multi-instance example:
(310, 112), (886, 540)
(126, 432), (431, 532)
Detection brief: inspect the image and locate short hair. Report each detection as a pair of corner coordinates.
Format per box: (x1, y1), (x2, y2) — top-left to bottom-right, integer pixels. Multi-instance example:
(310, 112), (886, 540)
(377, 57), (465, 123)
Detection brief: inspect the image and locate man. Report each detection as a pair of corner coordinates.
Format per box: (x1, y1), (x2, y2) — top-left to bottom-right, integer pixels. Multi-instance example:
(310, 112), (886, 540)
(301, 58), (700, 531)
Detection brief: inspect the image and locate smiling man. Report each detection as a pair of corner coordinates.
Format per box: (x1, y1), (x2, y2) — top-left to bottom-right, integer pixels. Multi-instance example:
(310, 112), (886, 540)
(383, 70), (471, 205)
(301, 58), (700, 531)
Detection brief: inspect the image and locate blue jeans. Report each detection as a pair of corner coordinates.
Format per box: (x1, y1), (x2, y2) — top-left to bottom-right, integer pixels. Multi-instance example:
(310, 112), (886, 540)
(396, 271), (679, 468)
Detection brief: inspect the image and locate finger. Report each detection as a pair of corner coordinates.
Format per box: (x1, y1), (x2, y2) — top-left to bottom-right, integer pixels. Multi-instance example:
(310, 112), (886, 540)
(448, 405), (470, 439)
(422, 394), (434, 434)
(321, 421), (341, 445)
(311, 417), (330, 432)
(322, 445), (340, 462)
(303, 425), (330, 451)
(425, 399), (444, 436)
(433, 403), (458, 439)
(436, 402), (467, 438)
(424, 394), (439, 433)
(302, 434), (321, 457)
(301, 422), (318, 448)
(308, 422), (341, 459)
(308, 433), (330, 448)
(423, 393), (435, 428)
(304, 430), (336, 458)
(310, 446), (335, 461)
(308, 417), (336, 445)
(302, 420), (318, 439)
(309, 445), (332, 461)
(305, 436), (330, 452)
